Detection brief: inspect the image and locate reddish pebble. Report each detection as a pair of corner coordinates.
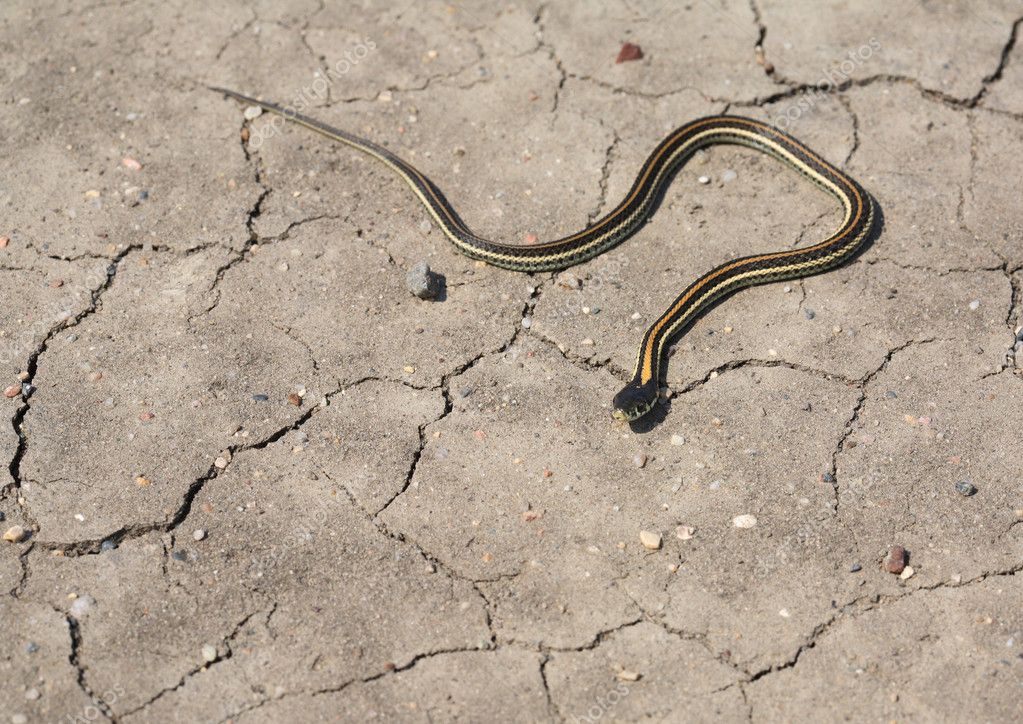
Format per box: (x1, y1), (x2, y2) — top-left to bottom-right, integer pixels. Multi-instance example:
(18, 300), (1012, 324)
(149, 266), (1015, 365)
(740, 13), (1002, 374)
(287, 393), (302, 407)
(884, 545), (906, 574)
(0, 236), (9, 248)
(50, 279), (64, 288)
(3, 385), (20, 399)
(542, 469), (553, 478)
(139, 411), (156, 422)
(473, 429), (487, 440)
(524, 233), (538, 244)
(615, 42), (644, 64)
(122, 157), (142, 171)
(240, 127), (250, 143)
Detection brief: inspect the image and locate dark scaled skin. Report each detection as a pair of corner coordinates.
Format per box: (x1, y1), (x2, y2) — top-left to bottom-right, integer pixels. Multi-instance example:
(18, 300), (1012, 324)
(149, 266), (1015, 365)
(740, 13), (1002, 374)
(611, 379), (659, 421)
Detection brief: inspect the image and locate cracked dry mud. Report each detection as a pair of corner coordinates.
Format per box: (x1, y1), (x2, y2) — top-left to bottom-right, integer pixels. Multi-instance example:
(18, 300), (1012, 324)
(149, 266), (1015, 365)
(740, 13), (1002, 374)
(1, 1), (1021, 722)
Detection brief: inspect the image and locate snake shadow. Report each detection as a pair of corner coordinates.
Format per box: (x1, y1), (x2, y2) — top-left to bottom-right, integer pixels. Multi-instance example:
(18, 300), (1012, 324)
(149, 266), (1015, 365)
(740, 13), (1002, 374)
(626, 195), (885, 434)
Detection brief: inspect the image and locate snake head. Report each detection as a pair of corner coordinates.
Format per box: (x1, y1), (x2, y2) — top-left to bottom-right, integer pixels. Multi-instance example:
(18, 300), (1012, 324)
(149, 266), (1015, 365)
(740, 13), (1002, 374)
(611, 379), (658, 422)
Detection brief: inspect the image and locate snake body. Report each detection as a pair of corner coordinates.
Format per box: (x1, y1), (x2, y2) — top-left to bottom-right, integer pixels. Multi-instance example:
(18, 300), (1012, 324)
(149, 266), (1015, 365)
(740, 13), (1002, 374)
(212, 87), (874, 422)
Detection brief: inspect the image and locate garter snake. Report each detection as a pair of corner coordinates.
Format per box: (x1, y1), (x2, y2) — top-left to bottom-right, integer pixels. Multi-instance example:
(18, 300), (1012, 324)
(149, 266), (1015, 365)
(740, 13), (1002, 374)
(212, 86), (875, 422)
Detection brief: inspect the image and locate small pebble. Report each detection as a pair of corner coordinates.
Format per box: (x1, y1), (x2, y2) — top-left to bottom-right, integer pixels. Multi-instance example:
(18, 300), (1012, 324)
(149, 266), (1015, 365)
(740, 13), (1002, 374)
(201, 644), (217, 662)
(884, 545), (907, 574)
(639, 530), (662, 550)
(670, 434), (685, 446)
(615, 42), (643, 63)
(243, 105), (263, 120)
(459, 387), (472, 398)
(850, 563), (862, 573)
(698, 175), (710, 184)
(3, 384), (20, 398)
(721, 169), (737, 183)
(581, 338), (595, 346)
(252, 394), (269, 401)
(193, 529), (207, 541)
(3, 525), (27, 543)
(121, 157), (142, 171)
(69, 595), (95, 619)
(406, 260), (442, 300)
(804, 309), (816, 320)
(675, 525), (695, 540)
(968, 299), (980, 311)
(521, 316), (532, 329)
(287, 392), (302, 406)
(12, 715), (27, 724)
(100, 540), (117, 552)
(900, 565), (915, 580)
(955, 481), (976, 497)
(884, 390), (898, 399)
(617, 669), (642, 681)
(732, 514), (757, 529)
(26, 642), (39, 653)
(632, 453), (648, 468)
(0, 236), (9, 248)
(556, 272), (582, 289)
(24, 688), (39, 701)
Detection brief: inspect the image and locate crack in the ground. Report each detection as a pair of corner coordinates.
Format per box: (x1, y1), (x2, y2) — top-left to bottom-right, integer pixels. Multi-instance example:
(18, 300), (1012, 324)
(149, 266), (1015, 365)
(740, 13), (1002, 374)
(974, 15), (1023, 107)
(4, 246), (137, 529)
(825, 337), (939, 512)
(744, 557), (1022, 686)
(60, 607), (114, 722)
(588, 129), (621, 224)
(187, 117), (272, 324)
(121, 606), (271, 719)
(374, 277), (544, 519)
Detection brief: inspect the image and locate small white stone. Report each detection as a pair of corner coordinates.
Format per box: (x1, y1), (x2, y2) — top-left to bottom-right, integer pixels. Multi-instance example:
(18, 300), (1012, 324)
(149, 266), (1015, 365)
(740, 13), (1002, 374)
(192, 529), (207, 541)
(698, 175), (710, 184)
(69, 595), (95, 619)
(900, 565), (915, 580)
(670, 434), (685, 446)
(732, 514), (757, 529)
(968, 299), (980, 311)
(721, 169), (737, 183)
(24, 688), (40, 701)
(2, 525), (27, 543)
(779, 608), (790, 618)
(74, 513), (85, 522)
(521, 316), (532, 329)
(639, 530), (662, 550)
(201, 644), (217, 662)
(243, 105), (263, 120)
(675, 525), (695, 540)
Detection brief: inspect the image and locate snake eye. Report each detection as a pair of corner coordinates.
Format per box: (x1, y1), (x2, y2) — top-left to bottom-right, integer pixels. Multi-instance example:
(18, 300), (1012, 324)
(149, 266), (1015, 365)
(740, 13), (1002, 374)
(612, 380), (658, 421)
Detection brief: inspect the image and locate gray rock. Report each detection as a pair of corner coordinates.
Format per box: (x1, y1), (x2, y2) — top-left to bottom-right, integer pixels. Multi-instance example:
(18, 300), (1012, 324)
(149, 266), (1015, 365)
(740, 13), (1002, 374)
(406, 261), (443, 300)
